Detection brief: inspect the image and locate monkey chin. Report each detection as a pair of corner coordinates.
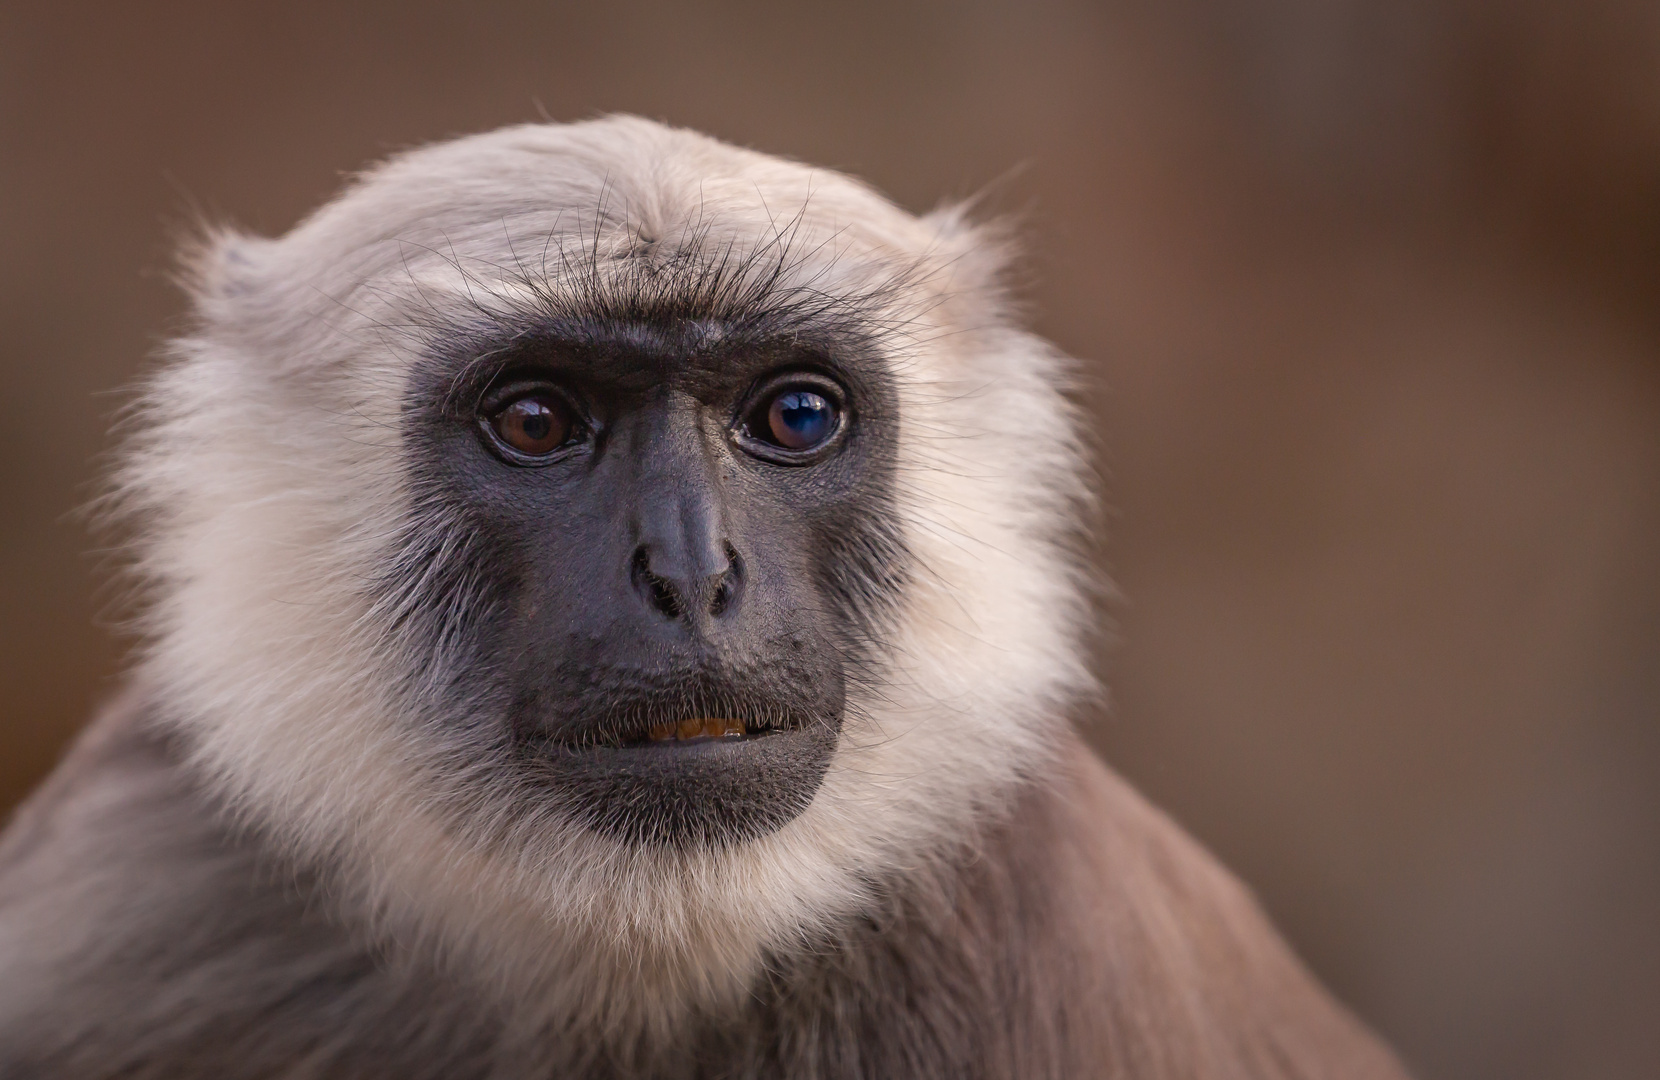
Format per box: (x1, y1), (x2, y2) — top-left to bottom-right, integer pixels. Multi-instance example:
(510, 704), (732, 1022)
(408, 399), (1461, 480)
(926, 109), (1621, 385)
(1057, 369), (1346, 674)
(521, 718), (841, 849)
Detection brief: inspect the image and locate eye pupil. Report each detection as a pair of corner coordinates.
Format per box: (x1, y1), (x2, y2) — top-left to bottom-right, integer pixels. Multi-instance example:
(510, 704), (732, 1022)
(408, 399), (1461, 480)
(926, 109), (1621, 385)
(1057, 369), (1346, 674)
(766, 390), (835, 450)
(493, 394), (571, 456)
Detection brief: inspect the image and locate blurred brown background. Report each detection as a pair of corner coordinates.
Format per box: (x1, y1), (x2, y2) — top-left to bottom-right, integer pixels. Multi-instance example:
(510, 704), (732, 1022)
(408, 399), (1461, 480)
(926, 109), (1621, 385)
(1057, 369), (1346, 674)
(4, 2), (1658, 1076)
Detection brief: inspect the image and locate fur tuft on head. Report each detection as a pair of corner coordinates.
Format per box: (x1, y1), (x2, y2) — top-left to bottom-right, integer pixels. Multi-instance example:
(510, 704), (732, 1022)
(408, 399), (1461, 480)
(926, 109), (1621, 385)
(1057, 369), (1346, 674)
(112, 116), (1096, 1032)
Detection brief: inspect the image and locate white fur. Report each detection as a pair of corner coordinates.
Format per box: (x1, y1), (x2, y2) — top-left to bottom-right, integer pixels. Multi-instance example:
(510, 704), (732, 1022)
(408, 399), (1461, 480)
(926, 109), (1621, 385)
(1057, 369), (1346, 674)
(116, 117), (1094, 1037)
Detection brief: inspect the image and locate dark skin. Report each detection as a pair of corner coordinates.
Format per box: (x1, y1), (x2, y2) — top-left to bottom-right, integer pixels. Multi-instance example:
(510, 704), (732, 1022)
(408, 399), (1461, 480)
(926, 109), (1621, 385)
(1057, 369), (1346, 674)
(401, 316), (904, 847)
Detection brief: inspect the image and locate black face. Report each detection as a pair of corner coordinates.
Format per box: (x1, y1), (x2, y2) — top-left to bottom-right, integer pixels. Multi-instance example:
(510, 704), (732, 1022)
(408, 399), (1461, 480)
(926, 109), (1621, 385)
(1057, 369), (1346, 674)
(398, 314), (905, 848)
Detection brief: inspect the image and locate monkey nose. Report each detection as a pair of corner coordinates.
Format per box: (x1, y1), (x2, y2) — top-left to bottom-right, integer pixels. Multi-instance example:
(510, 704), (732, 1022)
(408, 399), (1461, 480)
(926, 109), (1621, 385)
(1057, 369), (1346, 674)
(630, 542), (744, 624)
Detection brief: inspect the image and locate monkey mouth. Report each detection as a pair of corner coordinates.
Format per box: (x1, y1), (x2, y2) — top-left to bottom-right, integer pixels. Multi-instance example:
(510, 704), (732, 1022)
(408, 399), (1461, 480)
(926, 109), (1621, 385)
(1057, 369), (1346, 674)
(511, 692), (839, 846)
(523, 703), (807, 752)
(631, 716), (780, 745)
(504, 663), (841, 845)
(604, 709), (796, 749)
(513, 654), (841, 755)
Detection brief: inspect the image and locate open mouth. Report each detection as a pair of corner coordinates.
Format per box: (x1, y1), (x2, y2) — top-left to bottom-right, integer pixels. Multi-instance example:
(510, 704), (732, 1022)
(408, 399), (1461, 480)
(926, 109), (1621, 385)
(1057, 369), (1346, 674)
(529, 708), (798, 752)
(628, 716), (781, 745)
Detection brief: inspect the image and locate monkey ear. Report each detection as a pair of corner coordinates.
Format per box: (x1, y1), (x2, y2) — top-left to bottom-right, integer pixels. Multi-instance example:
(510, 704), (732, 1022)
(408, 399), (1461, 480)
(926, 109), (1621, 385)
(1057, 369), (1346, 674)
(173, 225), (274, 307)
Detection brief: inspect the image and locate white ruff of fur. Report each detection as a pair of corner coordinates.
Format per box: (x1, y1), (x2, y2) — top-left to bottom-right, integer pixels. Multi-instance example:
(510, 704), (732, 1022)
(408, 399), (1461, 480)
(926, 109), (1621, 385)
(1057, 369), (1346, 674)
(114, 117), (1095, 1030)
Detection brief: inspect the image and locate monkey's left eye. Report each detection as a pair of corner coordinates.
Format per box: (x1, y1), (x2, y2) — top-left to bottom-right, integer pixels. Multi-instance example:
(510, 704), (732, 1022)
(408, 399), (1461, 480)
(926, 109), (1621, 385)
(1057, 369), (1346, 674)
(486, 392), (578, 459)
(739, 382), (845, 460)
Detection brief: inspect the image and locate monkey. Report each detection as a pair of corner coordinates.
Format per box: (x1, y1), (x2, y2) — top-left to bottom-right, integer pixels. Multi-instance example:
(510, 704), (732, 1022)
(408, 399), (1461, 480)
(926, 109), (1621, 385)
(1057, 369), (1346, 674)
(0, 116), (1411, 1079)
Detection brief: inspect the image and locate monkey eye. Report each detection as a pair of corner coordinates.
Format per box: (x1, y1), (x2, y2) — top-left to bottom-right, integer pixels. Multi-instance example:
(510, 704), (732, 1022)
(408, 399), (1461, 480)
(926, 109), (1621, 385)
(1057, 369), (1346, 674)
(740, 381), (845, 460)
(486, 392), (578, 460)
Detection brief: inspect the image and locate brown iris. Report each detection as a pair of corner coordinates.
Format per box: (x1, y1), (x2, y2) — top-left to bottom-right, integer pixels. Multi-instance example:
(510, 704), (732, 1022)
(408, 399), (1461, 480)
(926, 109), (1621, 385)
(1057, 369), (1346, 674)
(492, 394), (573, 456)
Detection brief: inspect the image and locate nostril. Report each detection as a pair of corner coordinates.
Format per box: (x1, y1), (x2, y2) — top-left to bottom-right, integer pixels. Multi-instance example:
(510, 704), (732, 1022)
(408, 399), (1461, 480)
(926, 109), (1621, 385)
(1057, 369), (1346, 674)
(650, 578), (681, 620)
(631, 548), (683, 621)
(708, 543), (743, 619)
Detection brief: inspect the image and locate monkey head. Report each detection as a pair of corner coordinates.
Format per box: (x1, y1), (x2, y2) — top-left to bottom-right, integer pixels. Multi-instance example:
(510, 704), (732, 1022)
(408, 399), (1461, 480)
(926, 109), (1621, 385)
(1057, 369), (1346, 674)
(120, 117), (1093, 1007)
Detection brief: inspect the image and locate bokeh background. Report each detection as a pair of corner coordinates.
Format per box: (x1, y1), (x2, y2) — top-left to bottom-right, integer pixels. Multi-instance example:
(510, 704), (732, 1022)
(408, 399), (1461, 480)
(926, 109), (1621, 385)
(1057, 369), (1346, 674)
(4, 2), (1658, 1076)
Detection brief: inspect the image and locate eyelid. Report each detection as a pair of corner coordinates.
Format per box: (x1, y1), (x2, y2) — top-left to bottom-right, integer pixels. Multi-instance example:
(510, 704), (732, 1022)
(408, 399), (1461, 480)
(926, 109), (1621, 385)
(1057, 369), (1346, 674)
(736, 371), (846, 416)
(480, 375), (582, 414)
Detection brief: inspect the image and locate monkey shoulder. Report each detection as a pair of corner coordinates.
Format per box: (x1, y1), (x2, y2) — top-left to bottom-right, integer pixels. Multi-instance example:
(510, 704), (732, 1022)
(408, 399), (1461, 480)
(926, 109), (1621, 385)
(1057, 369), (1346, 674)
(974, 736), (1414, 1079)
(0, 691), (497, 1080)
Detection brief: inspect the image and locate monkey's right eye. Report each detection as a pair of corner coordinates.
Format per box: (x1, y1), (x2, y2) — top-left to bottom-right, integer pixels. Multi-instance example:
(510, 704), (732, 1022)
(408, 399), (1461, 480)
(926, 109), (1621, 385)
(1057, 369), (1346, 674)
(486, 393), (577, 459)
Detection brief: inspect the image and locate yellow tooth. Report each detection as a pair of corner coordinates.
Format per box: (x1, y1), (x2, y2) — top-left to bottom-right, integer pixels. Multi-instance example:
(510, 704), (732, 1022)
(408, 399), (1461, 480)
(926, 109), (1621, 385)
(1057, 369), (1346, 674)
(650, 718), (747, 741)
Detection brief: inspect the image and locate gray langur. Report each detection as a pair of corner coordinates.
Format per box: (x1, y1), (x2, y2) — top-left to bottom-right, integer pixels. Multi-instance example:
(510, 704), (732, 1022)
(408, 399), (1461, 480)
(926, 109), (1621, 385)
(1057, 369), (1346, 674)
(0, 117), (1410, 1079)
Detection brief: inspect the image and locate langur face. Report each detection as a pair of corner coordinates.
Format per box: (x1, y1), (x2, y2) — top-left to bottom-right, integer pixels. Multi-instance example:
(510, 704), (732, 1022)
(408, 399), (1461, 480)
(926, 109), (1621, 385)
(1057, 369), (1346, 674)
(400, 314), (904, 847)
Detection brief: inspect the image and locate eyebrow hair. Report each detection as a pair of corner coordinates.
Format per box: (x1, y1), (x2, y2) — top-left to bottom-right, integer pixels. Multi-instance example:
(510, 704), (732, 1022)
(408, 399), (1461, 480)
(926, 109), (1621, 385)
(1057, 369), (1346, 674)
(365, 211), (930, 406)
